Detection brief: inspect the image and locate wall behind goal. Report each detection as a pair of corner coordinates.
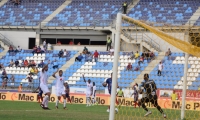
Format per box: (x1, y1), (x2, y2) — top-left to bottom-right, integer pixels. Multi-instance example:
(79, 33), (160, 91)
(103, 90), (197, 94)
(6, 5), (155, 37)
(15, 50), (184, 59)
(0, 31), (36, 49)
(145, 32), (185, 52)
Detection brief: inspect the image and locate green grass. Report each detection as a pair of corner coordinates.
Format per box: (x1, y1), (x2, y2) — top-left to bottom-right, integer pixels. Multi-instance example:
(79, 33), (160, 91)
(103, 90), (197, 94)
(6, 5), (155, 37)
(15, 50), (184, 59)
(0, 101), (199, 120)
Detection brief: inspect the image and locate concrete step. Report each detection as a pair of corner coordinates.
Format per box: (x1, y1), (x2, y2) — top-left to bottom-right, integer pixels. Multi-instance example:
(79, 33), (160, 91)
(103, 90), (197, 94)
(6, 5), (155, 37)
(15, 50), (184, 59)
(40, 0), (72, 28)
(48, 51), (80, 83)
(120, 33), (160, 53)
(186, 7), (200, 25)
(0, 0), (8, 7)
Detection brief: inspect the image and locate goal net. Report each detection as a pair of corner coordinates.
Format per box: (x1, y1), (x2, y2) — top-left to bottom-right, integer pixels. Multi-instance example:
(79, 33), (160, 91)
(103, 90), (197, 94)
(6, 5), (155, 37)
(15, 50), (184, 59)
(113, 15), (200, 120)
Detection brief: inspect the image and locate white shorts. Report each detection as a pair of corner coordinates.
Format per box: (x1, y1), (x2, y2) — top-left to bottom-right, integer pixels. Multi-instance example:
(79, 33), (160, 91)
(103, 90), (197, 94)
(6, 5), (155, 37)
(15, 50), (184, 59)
(56, 88), (65, 97)
(40, 84), (50, 94)
(11, 83), (14, 86)
(86, 91), (91, 97)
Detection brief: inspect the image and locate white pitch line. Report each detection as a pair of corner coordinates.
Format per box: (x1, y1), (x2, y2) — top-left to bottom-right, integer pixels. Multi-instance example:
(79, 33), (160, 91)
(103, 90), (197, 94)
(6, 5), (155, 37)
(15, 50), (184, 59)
(0, 110), (46, 112)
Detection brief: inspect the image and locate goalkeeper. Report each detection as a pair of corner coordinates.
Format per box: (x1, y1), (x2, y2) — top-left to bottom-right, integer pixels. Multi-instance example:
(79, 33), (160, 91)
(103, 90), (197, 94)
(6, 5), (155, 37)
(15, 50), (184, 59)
(139, 73), (166, 118)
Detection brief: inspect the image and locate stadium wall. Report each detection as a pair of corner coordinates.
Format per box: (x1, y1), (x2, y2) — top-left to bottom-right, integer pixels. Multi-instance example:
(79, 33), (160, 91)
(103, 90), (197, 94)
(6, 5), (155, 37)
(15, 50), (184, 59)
(53, 45), (106, 51)
(145, 32), (184, 52)
(120, 40), (140, 52)
(0, 31), (36, 49)
(40, 35), (107, 42)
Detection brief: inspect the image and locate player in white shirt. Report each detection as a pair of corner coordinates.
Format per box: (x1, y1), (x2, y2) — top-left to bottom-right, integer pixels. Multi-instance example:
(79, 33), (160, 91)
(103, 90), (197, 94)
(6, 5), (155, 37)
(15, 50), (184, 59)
(39, 64), (50, 110)
(52, 69), (67, 109)
(91, 82), (96, 105)
(82, 74), (93, 107)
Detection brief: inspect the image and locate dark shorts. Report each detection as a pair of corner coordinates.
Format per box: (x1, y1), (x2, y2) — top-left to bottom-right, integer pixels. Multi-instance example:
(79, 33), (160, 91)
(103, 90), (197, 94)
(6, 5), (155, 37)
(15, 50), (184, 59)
(134, 94), (138, 102)
(66, 93), (70, 98)
(140, 95), (158, 105)
(109, 90), (111, 95)
(38, 91), (43, 96)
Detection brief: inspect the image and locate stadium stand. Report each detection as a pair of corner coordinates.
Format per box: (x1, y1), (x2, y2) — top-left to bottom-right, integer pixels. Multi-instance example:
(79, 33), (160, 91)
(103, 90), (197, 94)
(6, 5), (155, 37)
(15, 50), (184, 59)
(47, 0), (127, 27)
(149, 53), (200, 90)
(128, 0), (200, 25)
(0, 0), (199, 27)
(0, 50), (78, 88)
(0, 0), (66, 26)
(51, 51), (158, 90)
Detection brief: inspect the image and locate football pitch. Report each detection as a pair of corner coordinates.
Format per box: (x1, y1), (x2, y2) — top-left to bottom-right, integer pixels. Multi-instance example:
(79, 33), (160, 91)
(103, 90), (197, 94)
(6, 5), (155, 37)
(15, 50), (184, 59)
(0, 101), (199, 120)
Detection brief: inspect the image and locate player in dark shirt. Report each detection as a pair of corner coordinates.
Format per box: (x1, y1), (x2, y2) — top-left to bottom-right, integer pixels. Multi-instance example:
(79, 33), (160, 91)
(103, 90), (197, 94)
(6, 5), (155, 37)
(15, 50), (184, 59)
(103, 73), (119, 112)
(64, 82), (71, 104)
(139, 73), (166, 118)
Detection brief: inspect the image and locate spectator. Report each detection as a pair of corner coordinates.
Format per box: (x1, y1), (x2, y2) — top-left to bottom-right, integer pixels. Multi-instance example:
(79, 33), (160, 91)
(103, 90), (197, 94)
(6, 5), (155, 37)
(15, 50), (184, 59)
(28, 60), (36, 68)
(69, 40), (74, 45)
(32, 45), (37, 55)
(18, 83), (22, 93)
(158, 62), (163, 76)
(38, 60), (45, 68)
(30, 66), (35, 75)
(19, 59), (23, 67)
(36, 46), (41, 54)
(106, 37), (112, 51)
(63, 49), (67, 57)
(150, 51), (155, 60)
(24, 60), (29, 67)
(26, 73), (33, 90)
(133, 65), (140, 71)
(85, 54), (93, 62)
(15, 46), (21, 52)
(43, 40), (46, 50)
(77, 42), (81, 45)
(116, 88), (124, 97)
(141, 51), (146, 58)
(109, 47), (114, 56)
(9, 59), (14, 67)
(1, 69), (8, 89)
(171, 91), (177, 101)
(15, 59), (19, 67)
(15, 0), (20, 5)
(138, 56), (144, 66)
(129, 51), (134, 59)
(145, 51), (150, 60)
(52, 59), (58, 69)
(8, 45), (14, 53)
(57, 41), (61, 45)
(122, 1), (128, 14)
(58, 49), (64, 58)
(82, 46), (88, 54)
(134, 51), (140, 59)
(93, 50), (99, 62)
(0, 63), (4, 70)
(47, 43), (52, 50)
(41, 47), (45, 53)
(165, 48), (172, 56)
(10, 75), (15, 89)
(2, 69), (7, 76)
(48, 60), (51, 64)
(75, 53), (83, 62)
(126, 63), (132, 71)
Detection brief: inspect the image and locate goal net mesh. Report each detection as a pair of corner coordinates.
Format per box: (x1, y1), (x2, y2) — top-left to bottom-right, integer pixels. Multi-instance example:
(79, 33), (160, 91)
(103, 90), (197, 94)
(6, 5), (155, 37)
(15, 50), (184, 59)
(114, 15), (200, 120)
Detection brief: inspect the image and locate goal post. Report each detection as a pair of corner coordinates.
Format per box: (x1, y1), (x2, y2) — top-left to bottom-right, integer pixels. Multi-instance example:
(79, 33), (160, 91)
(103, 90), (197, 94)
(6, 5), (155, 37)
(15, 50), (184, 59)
(109, 13), (122, 120)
